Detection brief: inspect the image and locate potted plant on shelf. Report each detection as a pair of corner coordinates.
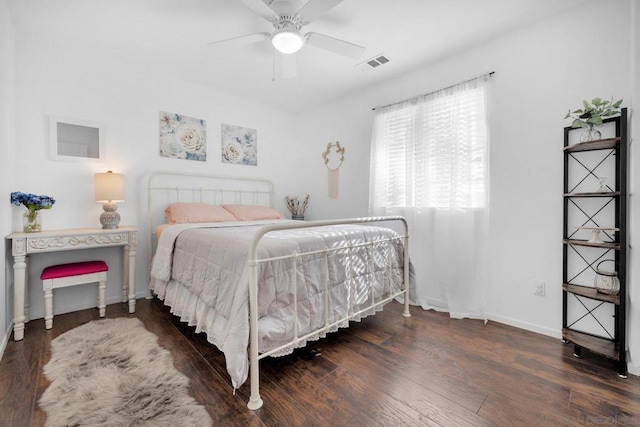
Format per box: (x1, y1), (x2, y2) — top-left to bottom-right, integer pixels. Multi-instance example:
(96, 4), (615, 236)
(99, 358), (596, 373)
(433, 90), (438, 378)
(564, 97), (623, 143)
(285, 194), (309, 220)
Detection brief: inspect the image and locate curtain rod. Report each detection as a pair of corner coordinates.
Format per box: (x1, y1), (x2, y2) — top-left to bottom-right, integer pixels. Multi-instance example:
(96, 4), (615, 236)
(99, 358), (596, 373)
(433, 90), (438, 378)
(372, 71), (495, 111)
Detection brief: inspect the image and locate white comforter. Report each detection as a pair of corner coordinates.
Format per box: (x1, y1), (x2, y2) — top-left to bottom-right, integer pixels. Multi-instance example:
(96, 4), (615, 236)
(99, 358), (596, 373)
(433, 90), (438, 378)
(149, 221), (405, 389)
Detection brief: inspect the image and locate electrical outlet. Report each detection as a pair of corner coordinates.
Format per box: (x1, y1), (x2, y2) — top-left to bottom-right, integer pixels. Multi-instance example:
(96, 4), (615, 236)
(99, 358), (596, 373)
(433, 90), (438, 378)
(533, 280), (545, 296)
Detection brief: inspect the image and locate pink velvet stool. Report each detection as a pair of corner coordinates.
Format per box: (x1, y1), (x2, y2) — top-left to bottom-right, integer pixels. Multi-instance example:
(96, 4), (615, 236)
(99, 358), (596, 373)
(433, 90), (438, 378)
(40, 260), (109, 329)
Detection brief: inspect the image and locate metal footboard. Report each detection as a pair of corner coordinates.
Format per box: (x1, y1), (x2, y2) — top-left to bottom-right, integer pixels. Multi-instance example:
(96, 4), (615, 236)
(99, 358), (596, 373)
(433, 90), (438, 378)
(246, 216), (411, 410)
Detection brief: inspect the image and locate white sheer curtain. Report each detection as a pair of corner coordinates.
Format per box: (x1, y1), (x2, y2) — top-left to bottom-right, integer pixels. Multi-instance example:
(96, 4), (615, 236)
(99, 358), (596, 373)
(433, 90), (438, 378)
(369, 75), (490, 320)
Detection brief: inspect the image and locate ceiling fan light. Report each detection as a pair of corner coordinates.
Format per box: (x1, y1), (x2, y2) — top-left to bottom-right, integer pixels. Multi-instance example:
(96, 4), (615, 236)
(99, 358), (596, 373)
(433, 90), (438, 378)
(272, 29), (304, 54)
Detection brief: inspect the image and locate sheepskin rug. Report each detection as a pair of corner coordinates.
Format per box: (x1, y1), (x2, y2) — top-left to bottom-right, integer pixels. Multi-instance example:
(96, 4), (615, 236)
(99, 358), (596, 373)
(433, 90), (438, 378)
(39, 318), (213, 427)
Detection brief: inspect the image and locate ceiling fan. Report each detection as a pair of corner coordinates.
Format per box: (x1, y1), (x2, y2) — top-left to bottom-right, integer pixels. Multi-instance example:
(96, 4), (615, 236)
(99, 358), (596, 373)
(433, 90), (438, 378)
(207, 0), (365, 78)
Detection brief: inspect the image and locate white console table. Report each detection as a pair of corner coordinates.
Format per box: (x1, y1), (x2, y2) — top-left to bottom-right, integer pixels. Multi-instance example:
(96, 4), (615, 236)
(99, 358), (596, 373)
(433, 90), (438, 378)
(6, 226), (138, 341)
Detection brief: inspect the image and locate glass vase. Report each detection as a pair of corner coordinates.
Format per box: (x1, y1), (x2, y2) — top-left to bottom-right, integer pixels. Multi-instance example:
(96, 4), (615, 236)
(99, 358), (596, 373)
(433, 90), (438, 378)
(580, 124), (602, 143)
(594, 260), (620, 295)
(23, 209), (42, 233)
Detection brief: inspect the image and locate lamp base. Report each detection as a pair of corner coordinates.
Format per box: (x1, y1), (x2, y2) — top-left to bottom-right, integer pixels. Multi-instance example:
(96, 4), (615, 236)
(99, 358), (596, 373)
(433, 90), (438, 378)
(100, 202), (121, 229)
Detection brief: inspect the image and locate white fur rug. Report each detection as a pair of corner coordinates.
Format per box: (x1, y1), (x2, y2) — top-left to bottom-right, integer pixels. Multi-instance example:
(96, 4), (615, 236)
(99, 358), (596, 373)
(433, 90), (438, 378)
(39, 318), (213, 427)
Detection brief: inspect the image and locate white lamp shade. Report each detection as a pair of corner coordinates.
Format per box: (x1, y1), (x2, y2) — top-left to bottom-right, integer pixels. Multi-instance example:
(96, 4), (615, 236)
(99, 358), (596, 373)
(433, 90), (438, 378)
(95, 171), (125, 202)
(272, 29), (304, 54)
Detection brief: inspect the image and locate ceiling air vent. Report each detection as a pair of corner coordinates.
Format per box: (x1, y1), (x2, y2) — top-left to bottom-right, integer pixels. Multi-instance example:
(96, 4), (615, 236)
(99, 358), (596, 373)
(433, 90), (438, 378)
(357, 54), (390, 72)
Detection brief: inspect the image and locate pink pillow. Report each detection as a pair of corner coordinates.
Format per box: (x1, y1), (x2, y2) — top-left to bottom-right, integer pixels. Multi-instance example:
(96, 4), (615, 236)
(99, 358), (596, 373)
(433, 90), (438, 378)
(165, 202), (238, 224)
(223, 204), (284, 221)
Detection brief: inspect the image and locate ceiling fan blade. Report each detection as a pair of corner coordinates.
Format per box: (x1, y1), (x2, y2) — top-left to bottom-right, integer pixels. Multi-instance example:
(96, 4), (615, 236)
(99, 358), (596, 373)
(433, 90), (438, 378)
(305, 32), (365, 59)
(207, 32), (271, 48)
(297, 0), (344, 23)
(274, 51), (297, 80)
(239, 0), (279, 21)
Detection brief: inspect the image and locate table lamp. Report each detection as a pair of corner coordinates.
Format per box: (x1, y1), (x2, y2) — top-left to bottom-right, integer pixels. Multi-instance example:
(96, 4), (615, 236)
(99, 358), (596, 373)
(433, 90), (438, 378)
(94, 171), (125, 229)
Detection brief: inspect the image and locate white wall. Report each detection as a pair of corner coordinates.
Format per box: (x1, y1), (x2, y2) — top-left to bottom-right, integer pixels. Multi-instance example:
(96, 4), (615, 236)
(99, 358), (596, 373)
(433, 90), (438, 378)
(0, 30), (297, 350)
(0, 0), (16, 357)
(3, 0), (638, 377)
(294, 0), (639, 373)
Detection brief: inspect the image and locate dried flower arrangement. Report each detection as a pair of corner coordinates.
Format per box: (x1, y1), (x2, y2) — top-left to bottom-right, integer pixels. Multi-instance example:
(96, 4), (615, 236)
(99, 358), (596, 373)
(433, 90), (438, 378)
(285, 194), (310, 216)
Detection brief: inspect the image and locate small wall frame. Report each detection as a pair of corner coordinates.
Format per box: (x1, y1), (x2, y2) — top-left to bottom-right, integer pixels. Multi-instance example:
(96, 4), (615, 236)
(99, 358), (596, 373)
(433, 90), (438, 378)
(49, 116), (104, 161)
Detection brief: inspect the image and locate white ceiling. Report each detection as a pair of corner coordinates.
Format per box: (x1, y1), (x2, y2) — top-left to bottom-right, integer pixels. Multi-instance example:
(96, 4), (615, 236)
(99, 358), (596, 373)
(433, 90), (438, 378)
(7, 0), (590, 113)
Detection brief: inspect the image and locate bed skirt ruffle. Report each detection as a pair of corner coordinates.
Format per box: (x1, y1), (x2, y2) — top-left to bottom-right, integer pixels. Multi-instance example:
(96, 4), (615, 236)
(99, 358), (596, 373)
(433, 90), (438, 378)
(150, 276), (386, 359)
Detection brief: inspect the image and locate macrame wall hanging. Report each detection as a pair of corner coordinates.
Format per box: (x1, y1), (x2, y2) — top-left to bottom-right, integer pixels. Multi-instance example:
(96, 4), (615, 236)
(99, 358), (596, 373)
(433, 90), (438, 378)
(322, 141), (345, 199)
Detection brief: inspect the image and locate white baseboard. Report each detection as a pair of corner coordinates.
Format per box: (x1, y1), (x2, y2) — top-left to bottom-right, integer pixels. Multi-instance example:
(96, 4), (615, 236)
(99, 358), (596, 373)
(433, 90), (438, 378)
(0, 292), (150, 362)
(418, 300), (562, 339)
(24, 292), (149, 321)
(485, 311), (562, 340)
(3, 296), (635, 378)
(485, 313), (638, 378)
(0, 324), (11, 362)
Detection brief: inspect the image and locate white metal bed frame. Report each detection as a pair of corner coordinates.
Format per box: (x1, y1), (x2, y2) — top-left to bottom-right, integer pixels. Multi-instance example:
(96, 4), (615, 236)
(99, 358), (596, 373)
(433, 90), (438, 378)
(147, 171), (276, 267)
(147, 172), (411, 410)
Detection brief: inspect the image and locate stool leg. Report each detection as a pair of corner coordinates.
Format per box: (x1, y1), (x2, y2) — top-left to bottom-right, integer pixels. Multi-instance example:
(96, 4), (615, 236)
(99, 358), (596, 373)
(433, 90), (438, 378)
(43, 282), (53, 330)
(98, 278), (106, 318)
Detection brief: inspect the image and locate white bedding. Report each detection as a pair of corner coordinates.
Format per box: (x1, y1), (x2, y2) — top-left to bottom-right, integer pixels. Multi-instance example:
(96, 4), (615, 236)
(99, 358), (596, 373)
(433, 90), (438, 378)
(149, 221), (405, 390)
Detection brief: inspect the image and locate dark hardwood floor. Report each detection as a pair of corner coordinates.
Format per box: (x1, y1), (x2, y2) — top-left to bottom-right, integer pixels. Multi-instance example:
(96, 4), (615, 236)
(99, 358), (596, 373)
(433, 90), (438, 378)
(1, 298), (639, 426)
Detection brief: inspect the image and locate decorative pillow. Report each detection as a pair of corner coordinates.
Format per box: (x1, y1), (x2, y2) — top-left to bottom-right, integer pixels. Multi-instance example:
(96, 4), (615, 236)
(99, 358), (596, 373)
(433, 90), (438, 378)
(222, 204), (285, 221)
(165, 202), (238, 224)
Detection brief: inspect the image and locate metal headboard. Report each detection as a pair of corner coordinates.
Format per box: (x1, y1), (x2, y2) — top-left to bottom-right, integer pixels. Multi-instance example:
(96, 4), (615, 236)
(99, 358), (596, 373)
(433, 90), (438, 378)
(146, 171), (276, 267)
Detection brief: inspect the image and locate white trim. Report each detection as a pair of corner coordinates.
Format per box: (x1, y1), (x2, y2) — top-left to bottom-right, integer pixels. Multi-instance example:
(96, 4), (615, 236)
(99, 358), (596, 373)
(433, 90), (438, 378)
(0, 324), (10, 361)
(48, 116), (104, 162)
(486, 312), (561, 340)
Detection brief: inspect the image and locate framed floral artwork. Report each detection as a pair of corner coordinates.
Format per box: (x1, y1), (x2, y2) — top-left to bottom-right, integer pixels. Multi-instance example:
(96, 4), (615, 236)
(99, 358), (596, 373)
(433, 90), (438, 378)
(221, 123), (257, 166)
(159, 111), (207, 161)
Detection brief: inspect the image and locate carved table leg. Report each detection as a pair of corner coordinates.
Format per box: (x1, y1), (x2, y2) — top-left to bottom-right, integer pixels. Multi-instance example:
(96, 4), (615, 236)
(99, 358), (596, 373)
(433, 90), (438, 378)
(122, 245), (129, 303)
(127, 233), (137, 314)
(23, 255), (30, 324)
(12, 254), (27, 341)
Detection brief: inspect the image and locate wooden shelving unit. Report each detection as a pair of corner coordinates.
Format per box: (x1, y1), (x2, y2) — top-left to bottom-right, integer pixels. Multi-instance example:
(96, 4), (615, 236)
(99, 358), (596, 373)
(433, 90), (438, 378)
(562, 239), (620, 250)
(562, 283), (620, 305)
(563, 191), (621, 198)
(562, 108), (628, 377)
(563, 137), (621, 152)
(562, 328), (620, 360)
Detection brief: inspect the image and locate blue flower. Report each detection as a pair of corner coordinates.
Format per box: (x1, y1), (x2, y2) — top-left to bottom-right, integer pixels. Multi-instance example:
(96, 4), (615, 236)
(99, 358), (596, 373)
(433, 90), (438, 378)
(10, 191), (56, 212)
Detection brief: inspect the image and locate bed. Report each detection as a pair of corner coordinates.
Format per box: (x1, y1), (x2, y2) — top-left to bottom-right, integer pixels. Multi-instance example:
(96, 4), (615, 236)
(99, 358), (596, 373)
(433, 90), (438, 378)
(147, 172), (410, 410)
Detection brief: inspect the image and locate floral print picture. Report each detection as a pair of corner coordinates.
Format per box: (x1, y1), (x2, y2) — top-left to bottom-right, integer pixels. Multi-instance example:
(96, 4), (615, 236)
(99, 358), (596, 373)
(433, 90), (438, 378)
(221, 123), (257, 166)
(159, 111), (206, 161)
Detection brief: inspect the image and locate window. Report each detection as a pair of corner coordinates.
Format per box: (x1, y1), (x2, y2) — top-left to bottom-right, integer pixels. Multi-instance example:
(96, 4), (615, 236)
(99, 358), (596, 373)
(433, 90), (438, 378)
(369, 76), (489, 210)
